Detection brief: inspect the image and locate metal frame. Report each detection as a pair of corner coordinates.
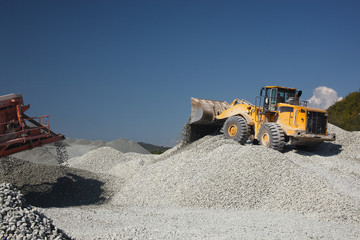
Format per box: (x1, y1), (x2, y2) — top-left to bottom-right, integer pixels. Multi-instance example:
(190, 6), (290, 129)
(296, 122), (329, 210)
(0, 96), (64, 157)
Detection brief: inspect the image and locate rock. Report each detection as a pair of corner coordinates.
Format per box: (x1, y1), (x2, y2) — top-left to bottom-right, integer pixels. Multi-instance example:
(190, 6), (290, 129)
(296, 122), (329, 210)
(0, 183), (71, 239)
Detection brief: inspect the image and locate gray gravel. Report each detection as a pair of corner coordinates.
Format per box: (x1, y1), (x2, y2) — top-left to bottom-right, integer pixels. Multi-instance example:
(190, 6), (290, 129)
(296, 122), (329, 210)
(0, 183), (70, 239)
(41, 206), (360, 240)
(66, 125), (360, 224)
(12, 137), (149, 165)
(109, 135), (360, 224)
(2, 124), (360, 239)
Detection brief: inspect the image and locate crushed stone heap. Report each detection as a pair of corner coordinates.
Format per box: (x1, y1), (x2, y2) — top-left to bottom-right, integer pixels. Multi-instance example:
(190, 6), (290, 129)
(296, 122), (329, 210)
(66, 124), (360, 225)
(0, 183), (70, 240)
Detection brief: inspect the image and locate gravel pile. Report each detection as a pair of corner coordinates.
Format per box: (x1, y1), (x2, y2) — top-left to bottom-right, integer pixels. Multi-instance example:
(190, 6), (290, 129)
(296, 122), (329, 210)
(66, 124), (360, 225)
(2, 123), (359, 239)
(0, 183), (70, 239)
(113, 136), (360, 224)
(106, 139), (150, 154)
(328, 124), (360, 161)
(66, 147), (154, 179)
(12, 137), (150, 165)
(66, 147), (126, 174)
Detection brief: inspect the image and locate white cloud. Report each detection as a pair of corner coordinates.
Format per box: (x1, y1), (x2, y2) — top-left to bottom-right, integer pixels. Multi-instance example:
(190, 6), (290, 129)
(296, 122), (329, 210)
(307, 86), (343, 110)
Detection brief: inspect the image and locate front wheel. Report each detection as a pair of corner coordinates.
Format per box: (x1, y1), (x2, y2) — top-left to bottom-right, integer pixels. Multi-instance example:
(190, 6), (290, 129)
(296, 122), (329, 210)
(258, 123), (285, 151)
(223, 116), (250, 144)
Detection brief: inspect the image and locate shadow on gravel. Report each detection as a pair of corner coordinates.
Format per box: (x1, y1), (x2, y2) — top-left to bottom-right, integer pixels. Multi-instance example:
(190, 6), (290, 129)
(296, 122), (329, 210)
(0, 157), (106, 208)
(288, 142), (343, 157)
(22, 173), (106, 208)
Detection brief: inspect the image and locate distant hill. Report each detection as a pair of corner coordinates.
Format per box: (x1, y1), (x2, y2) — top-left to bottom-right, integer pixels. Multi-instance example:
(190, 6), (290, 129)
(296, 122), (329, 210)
(137, 142), (171, 154)
(327, 90), (360, 131)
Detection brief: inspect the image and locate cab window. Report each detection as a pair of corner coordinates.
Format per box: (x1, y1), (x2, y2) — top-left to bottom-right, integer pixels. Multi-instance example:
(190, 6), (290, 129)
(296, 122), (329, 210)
(277, 89), (296, 103)
(271, 88), (277, 104)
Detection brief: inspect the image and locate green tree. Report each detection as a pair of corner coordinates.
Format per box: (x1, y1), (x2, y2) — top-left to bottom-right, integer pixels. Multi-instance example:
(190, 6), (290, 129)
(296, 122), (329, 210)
(327, 90), (360, 131)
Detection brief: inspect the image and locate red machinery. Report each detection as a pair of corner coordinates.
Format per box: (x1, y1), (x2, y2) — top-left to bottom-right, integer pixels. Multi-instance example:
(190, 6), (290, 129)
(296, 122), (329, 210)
(0, 93), (65, 157)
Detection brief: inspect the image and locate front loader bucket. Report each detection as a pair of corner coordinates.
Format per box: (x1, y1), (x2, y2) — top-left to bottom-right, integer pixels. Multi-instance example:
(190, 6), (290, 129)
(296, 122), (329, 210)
(183, 97), (230, 144)
(190, 97), (229, 125)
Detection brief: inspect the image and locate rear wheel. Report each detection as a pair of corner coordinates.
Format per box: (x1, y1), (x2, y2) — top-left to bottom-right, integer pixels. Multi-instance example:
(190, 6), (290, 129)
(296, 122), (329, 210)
(223, 116), (250, 144)
(258, 123), (285, 151)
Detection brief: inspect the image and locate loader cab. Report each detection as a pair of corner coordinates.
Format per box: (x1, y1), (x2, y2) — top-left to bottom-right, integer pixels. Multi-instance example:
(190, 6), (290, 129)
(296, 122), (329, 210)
(261, 86), (300, 111)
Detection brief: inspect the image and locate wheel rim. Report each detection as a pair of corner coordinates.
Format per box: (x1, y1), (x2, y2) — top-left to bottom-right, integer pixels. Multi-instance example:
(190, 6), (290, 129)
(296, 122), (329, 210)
(261, 132), (270, 147)
(228, 124), (238, 137)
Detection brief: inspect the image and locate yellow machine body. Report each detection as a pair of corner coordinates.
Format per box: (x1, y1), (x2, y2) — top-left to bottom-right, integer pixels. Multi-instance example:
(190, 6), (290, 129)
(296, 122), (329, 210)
(190, 86), (335, 150)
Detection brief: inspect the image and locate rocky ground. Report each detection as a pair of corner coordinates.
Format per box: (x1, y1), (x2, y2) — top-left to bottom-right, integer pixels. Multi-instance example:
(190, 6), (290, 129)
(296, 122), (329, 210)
(0, 183), (71, 239)
(1, 125), (360, 239)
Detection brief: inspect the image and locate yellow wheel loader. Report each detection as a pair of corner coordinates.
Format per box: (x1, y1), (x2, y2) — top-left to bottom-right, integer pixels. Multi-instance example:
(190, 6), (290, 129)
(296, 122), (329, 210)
(189, 86), (335, 151)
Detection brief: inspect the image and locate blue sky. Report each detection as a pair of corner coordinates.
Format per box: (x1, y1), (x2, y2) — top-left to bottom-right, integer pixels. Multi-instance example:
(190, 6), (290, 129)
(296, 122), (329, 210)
(1, 0), (359, 146)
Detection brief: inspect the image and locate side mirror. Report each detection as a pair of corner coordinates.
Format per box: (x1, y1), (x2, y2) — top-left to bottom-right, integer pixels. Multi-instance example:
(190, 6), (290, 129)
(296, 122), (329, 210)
(260, 87), (265, 96)
(296, 90), (302, 98)
(265, 97), (269, 104)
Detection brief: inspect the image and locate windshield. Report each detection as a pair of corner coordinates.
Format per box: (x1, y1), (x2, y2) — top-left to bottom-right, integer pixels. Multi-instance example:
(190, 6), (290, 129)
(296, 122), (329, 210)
(275, 88), (296, 104)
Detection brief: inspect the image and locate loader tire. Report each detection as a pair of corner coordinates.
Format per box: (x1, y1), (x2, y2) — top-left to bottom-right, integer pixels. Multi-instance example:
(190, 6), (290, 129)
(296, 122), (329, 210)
(258, 123), (285, 151)
(223, 116), (250, 145)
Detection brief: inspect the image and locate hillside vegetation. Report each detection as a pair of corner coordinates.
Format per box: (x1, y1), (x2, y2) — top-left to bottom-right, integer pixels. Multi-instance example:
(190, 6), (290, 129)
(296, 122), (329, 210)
(327, 90), (360, 131)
